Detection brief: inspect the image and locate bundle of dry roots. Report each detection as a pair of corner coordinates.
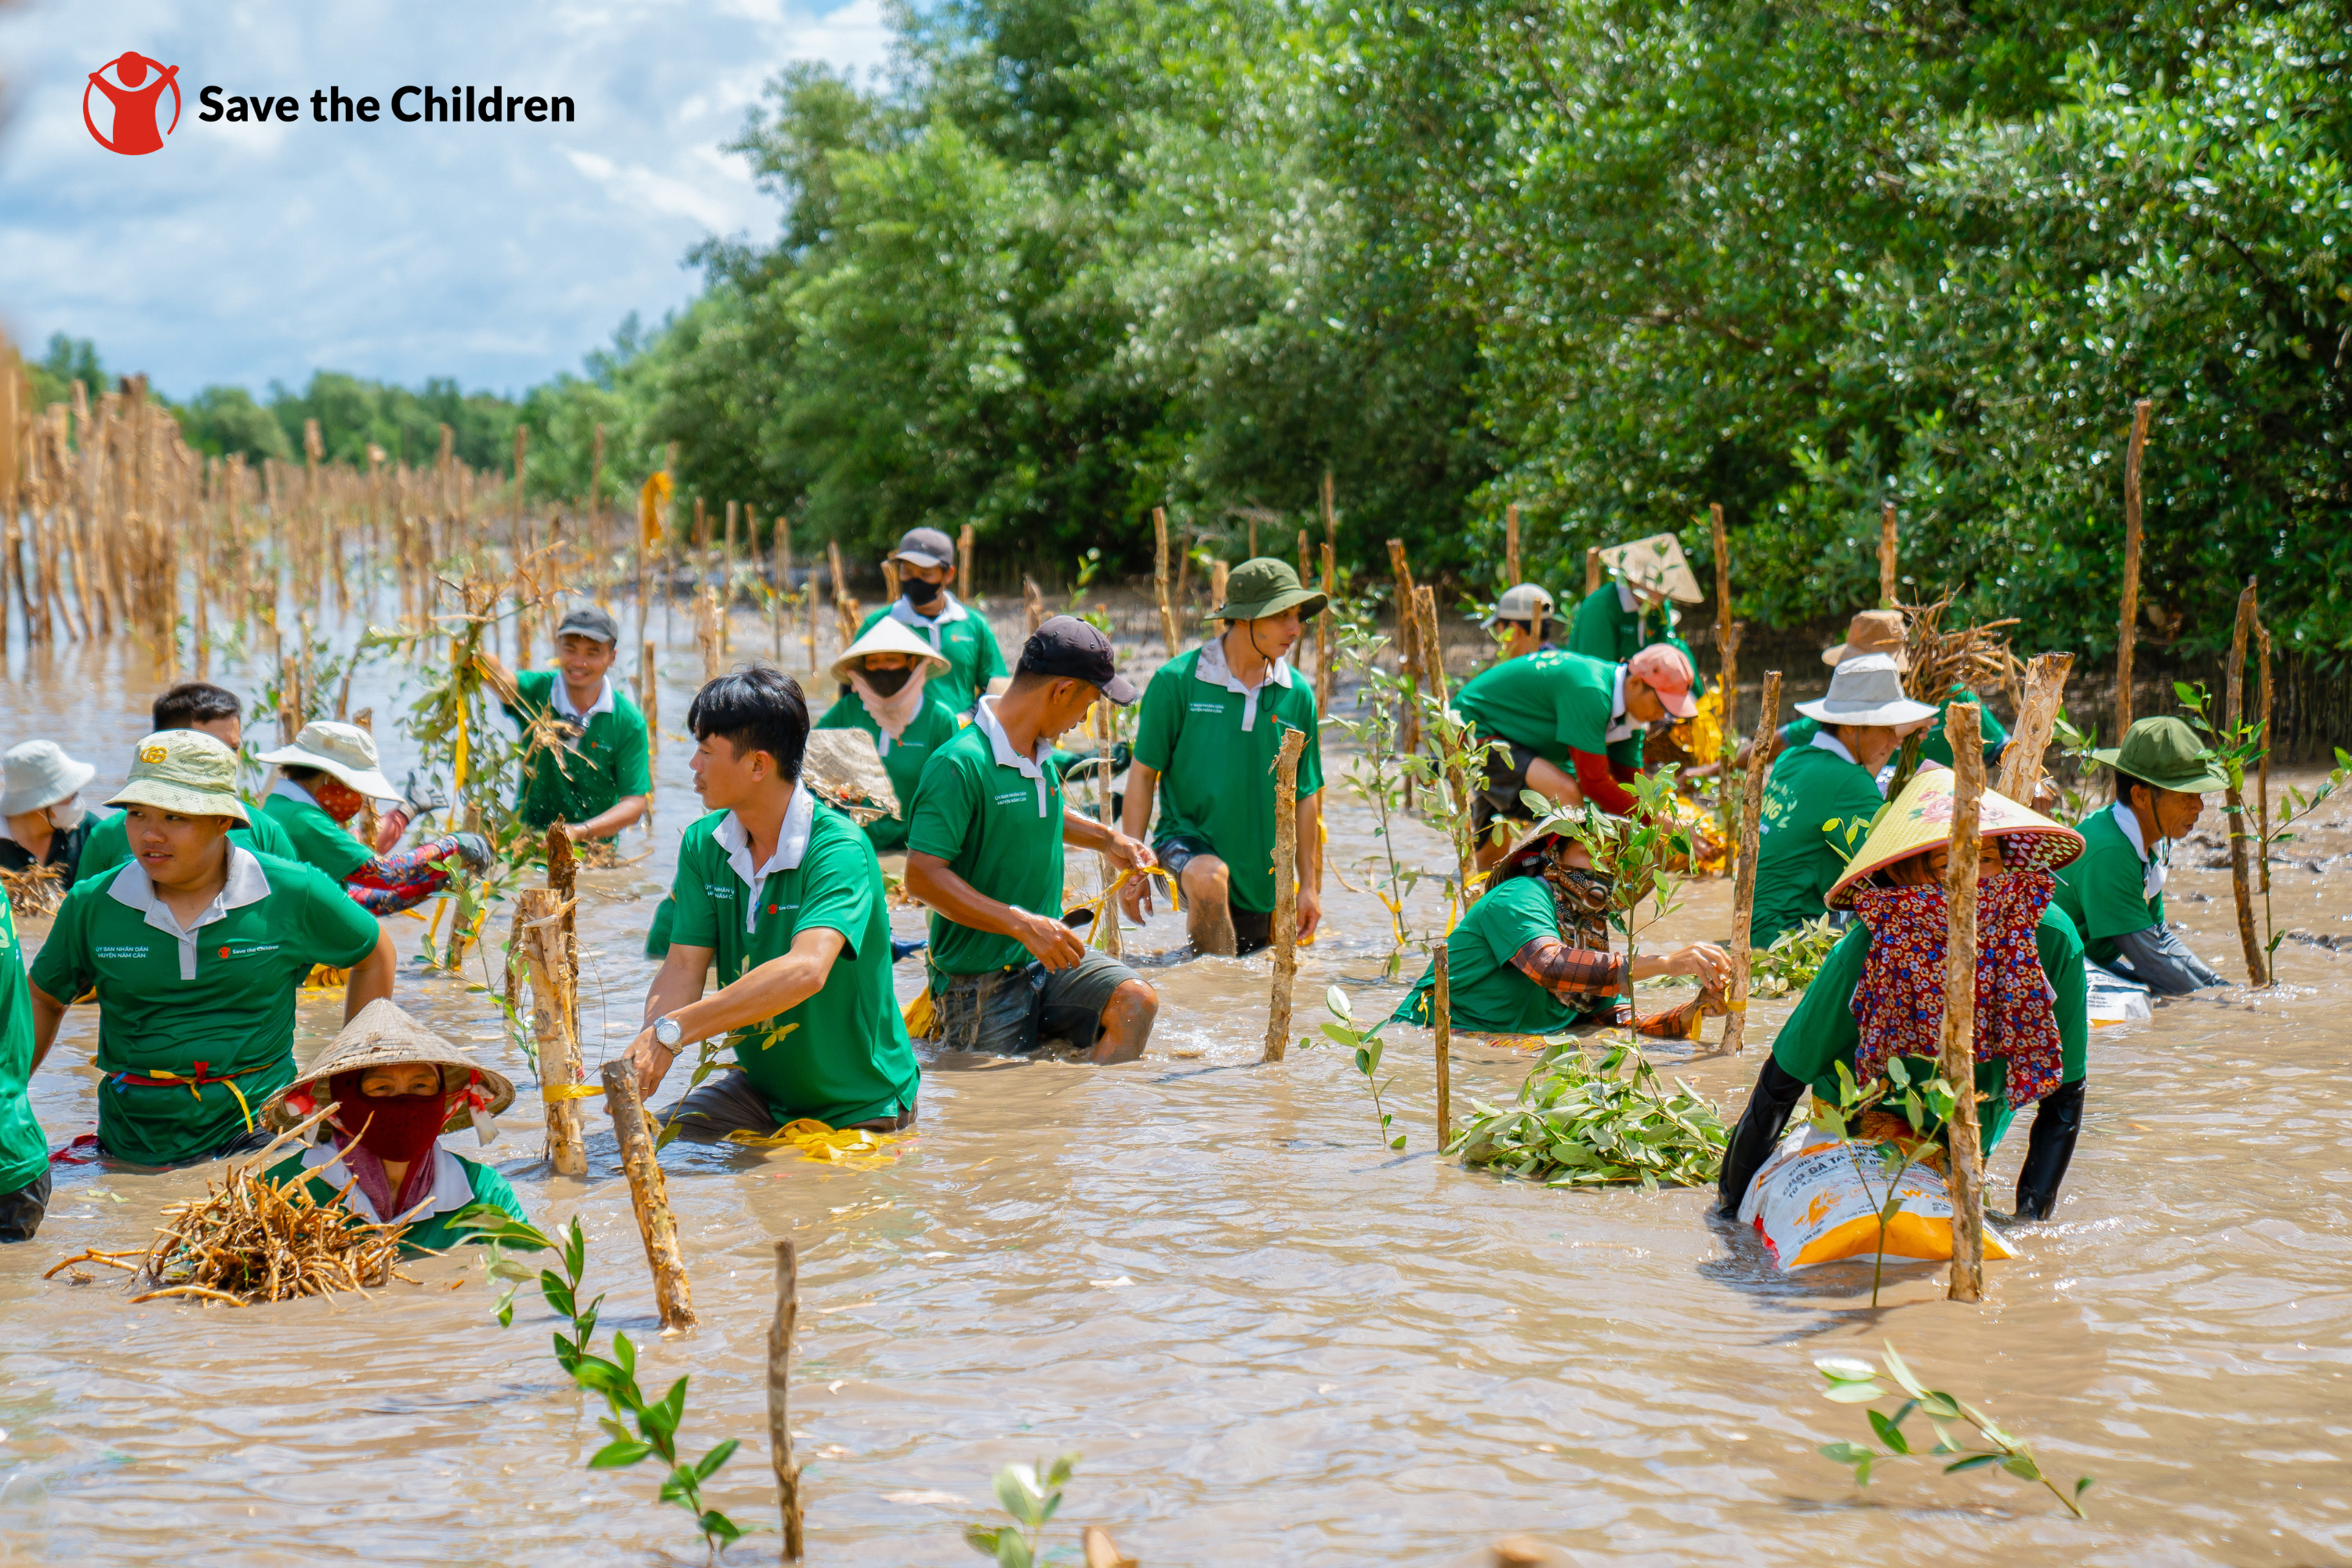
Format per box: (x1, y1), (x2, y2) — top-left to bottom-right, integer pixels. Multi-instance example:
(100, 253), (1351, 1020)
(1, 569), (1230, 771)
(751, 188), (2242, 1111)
(2, 864), (67, 920)
(45, 1105), (415, 1307)
(1902, 593), (2023, 707)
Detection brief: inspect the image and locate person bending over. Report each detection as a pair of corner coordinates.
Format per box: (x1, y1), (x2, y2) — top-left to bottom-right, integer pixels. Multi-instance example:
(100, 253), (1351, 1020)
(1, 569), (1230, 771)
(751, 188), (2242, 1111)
(0, 741), (96, 889)
(79, 682), (300, 880)
(258, 721), (488, 914)
(2054, 716), (2230, 994)
(485, 604), (652, 842)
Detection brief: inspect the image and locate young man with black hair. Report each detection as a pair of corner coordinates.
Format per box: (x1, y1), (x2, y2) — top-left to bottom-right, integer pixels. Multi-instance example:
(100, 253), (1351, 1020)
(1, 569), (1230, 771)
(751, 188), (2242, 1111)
(77, 681), (300, 880)
(904, 616), (1160, 1062)
(625, 665), (921, 1138)
(485, 604), (652, 841)
(854, 528), (1007, 714)
(2052, 715), (2230, 994)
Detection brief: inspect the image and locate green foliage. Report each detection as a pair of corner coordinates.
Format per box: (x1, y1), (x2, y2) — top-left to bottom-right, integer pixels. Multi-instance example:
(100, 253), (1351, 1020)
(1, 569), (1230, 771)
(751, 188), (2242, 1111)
(1301, 985), (1405, 1149)
(1817, 1341), (2092, 1517)
(963, 1452), (1080, 1568)
(1529, 765), (1693, 972)
(1450, 1036), (1727, 1191)
(1814, 1058), (1960, 1307)
(1748, 916), (1843, 1000)
(24, 332), (106, 412)
(1329, 612), (1429, 975)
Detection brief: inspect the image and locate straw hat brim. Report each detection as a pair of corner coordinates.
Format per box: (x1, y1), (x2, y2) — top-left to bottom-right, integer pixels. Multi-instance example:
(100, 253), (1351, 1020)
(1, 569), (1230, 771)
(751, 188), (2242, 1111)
(105, 779), (252, 826)
(2085, 746), (2229, 795)
(829, 619), (953, 685)
(260, 999), (515, 1131)
(254, 744), (399, 802)
(1825, 771), (2084, 909)
(1599, 535), (1705, 605)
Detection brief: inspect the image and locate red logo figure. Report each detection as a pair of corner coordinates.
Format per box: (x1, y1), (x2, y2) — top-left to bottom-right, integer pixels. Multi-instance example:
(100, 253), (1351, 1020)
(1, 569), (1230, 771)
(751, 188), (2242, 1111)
(84, 51), (180, 155)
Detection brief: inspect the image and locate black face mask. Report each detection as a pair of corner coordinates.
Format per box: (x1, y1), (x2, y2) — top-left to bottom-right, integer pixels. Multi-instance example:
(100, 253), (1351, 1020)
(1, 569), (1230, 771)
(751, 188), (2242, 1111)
(902, 576), (944, 612)
(860, 664), (913, 698)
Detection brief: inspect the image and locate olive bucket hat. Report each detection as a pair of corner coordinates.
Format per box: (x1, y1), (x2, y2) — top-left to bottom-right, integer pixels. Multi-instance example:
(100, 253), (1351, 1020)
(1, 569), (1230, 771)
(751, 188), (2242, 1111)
(105, 729), (251, 825)
(2091, 715), (2230, 794)
(1213, 557), (1327, 623)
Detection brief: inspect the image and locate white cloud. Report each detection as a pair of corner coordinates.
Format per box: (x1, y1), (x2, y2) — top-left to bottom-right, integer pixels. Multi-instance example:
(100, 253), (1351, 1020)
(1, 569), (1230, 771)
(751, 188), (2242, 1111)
(0, 0), (893, 397)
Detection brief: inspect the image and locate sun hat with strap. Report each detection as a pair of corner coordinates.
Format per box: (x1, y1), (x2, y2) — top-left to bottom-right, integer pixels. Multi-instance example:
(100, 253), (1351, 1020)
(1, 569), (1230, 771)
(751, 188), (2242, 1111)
(2089, 715), (2229, 794)
(1211, 557), (1328, 623)
(1826, 768), (2084, 909)
(256, 720), (400, 800)
(0, 739), (96, 817)
(104, 729), (251, 825)
(260, 999), (517, 1134)
(829, 616), (953, 686)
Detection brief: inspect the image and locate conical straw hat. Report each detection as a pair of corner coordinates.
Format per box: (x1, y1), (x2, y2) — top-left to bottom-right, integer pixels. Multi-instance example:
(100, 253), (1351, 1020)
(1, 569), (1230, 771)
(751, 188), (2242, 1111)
(1825, 768), (2084, 910)
(1598, 533), (1704, 605)
(260, 999), (516, 1132)
(829, 617), (951, 686)
(801, 728), (899, 825)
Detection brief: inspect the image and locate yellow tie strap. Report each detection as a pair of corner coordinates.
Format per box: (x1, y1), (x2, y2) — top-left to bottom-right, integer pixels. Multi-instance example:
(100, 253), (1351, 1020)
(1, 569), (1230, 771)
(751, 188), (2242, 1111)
(542, 1083), (603, 1100)
(724, 1116), (910, 1169)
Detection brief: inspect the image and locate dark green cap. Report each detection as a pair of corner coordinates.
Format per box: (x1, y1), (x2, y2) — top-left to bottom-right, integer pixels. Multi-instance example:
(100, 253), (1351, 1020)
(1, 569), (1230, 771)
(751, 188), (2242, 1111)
(1213, 557), (1327, 622)
(2090, 715), (2229, 794)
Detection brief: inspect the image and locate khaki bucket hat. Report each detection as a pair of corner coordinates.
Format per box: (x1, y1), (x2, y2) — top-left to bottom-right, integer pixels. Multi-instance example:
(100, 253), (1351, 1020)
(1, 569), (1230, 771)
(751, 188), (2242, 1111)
(829, 617), (952, 686)
(1820, 608), (1911, 669)
(1793, 653), (1940, 729)
(106, 730), (250, 825)
(1599, 534), (1704, 605)
(257, 720), (399, 801)
(1826, 769), (2085, 909)
(261, 999), (517, 1134)
(2090, 715), (2229, 794)
(1213, 557), (1327, 622)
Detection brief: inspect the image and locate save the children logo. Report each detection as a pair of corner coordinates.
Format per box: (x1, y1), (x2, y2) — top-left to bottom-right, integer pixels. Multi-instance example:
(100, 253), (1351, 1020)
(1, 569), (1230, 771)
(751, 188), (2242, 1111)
(84, 52), (181, 155)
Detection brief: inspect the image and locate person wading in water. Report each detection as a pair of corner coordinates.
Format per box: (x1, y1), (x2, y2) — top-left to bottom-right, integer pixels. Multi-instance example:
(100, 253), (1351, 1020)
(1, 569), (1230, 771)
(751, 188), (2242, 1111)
(78, 683), (300, 881)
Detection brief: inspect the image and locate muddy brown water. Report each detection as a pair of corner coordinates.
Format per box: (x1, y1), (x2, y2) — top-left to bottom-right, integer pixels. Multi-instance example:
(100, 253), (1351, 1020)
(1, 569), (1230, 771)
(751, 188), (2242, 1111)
(1, 615), (2348, 1566)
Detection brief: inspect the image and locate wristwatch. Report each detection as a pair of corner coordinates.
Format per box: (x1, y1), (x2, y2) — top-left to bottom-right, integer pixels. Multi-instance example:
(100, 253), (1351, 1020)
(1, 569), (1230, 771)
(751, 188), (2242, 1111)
(652, 1014), (684, 1052)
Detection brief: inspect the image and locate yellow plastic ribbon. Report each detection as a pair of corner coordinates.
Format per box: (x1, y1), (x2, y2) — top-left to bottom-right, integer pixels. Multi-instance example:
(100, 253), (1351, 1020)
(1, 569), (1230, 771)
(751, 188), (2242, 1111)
(724, 1116), (909, 1169)
(136, 1069), (257, 1131)
(542, 1083), (603, 1100)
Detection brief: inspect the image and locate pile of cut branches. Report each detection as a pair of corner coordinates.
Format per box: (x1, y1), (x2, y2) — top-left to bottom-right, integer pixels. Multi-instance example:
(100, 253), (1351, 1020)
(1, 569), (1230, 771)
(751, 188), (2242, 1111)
(1450, 1037), (1727, 1190)
(2, 864), (67, 920)
(1901, 593), (2021, 707)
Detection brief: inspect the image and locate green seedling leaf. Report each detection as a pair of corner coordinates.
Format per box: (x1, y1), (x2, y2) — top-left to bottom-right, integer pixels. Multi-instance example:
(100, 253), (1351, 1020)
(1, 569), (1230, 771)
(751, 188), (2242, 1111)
(694, 1437), (739, 1479)
(1944, 1453), (2002, 1473)
(1868, 1409), (1911, 1455)
(2002, 1454), (2043, 1482)
(2075, 1475), (2096, 1499)
(1824, 1382), (1888, 1403)
(1880, 1343), (1929, 1399)
(1326, 985), (1352, 1022)
(590, 1439), (654, 1468)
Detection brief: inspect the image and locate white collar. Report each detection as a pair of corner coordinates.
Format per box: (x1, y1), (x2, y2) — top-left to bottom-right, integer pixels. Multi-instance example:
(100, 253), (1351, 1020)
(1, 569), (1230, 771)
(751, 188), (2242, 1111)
(887, 591), (971, 645)
(1809, 729), (1858, 766)
(1196, 635), (1293, 732)
(2109, 799), (2169, 900)
(108, 845), (274, 980)
(973, 695), (1053, 816)
(1605, 664), (1638, 743)
(549, 674), (616, 724)
(300, 1142), (474, 1226)
(2107, 799), (2151, 862)
(1615, 580), (1638, 614)
(268, 778), (320, 809)
(714, 785), (817, 930)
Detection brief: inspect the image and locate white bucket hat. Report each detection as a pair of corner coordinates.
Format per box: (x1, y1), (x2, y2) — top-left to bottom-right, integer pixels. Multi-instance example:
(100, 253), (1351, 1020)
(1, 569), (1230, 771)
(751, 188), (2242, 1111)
(0, 740), (96, 818)
(1793, 653), (1940, 729)
(257, 720), (399, 801)
(829, 617), (951, 686)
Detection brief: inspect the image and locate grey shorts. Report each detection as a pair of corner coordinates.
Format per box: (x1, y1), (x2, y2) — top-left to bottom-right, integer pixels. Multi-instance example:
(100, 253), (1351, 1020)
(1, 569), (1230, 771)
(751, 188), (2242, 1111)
(1151, 835), (1272, 953)
(930, 949), (1138, 1054)
(653, 1070), (917, 1145)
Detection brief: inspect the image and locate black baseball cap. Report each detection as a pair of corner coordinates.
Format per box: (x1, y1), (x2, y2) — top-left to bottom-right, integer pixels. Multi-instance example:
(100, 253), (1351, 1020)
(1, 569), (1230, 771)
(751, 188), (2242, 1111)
(554, 604), (622, 646)
(1020, 615), (1137, 705)
(887, 527), (957, 571)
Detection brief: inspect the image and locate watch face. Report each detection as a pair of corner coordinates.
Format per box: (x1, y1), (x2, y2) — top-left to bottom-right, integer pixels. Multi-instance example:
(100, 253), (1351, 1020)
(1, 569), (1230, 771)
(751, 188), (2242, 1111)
(655, 1018), (681, 1046)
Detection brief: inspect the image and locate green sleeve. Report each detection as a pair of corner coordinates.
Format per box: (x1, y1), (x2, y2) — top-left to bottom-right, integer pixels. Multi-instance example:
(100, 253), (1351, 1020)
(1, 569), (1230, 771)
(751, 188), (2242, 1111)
(29, 884), (96, 1004)
(971, 614), (1007, 684)
(612, 707), (652, 798)
(667, 836), (721, 950)
(298, 865), (387, 968)
(463, 1158), (532, 1228)
(2038, 907), (2089, 1083)
(906, 752), (978, 862)
(245, 810), (299, 860)
(76, 812), (126, 880)
(1566, 589), (1619, 661)
(1131, 664), (1181, 774)
(1767, 924), (1870, 1089)
(793, 822), (878, 963)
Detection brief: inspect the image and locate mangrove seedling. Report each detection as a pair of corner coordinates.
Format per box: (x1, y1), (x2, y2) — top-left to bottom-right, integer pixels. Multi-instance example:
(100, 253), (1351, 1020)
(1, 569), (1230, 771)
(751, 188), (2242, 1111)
(1330, 612), (1427, 976)
(1301, 985), (1406, 1149)
(1450, 1036), (1726, 1191)
(964, 1451), (1082, 1568)
(1816, 1341), (2092, 1517)
(1748, 916), (1843, 998)
(655, 1022), (794, 1149)
(1813, 1058), (1959, 1307)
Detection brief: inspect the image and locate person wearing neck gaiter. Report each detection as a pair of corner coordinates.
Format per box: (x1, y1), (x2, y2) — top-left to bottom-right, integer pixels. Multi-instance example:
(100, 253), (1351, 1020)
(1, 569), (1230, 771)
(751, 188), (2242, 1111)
(851, 528), (1007, 715)
(260, 1000), (532, 1255)
(1716, 771), (2092, 1226)
(814, 619), (961, 851)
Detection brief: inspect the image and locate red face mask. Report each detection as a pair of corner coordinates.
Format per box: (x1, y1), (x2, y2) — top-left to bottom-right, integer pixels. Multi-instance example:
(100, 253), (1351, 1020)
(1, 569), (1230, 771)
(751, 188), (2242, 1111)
(313, 778), (368, 824)
(328, 1070), (450, 1213)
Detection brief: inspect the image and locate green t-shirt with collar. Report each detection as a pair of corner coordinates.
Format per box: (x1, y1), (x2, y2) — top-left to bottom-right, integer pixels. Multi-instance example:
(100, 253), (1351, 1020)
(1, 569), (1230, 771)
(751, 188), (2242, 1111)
(812, 691), (964, 851)
(31, 851), (385, 1166)
(906, 712), (1067, 978)
(855, 599), (1007, 715)
(261, 788), (373, 880)
(666, 799), (920, 1129)
(76, 805), (299, 884)
(1392, 874), (1590, 1035)
(1566, 582), (1704, 698)
(1454, 647), (1621, 771)
(0, 898), (45, 1195)
(501, 669), (654, 833)
(1132, 644), (1325, 915)
(2052, 806), (2163, 968)
(1751, 739), (1887, 949)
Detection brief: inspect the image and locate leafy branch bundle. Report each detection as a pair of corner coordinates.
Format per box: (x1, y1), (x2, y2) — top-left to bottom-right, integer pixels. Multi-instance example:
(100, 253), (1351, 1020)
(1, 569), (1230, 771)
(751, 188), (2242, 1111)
(1748, 916), (1842, 998)
(1450, 1037), (1727, 1191)
(1817, 1341), (2093, 1517)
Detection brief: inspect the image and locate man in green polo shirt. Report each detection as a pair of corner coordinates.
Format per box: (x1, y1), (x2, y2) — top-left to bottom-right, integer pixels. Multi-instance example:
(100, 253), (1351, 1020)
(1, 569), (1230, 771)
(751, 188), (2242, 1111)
(0, 894), (49, 1239)
(1121, 557), (1326, 956)
(257, 720), (489, 914)
(488, 604), (653, 840)
(1750, 653), (1936, 947)
(905, 616), (1160, 1061)
(29, 731), (396, 1167)
(2053, 715), (2230, 993)
(78, 681), (300, 880)
(814, 618), (962, 852)
(624, 666), (921, 1138)
(855, 527), (1007, 715)
(1567, 533), (1705, 699)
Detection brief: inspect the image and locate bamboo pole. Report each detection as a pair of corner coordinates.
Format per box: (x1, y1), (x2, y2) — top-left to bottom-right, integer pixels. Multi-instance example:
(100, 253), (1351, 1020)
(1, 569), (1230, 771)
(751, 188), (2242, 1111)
(2256, 621), (2273, 902)
(1260, 726), (1308, 1063)
(2117, 398), (2151, 739)
(958, 522), (975, 604)
(519, 885), (587, 1178)
(1940, 702), (1987, 1305)
(1719, 670), (1781, 1054)
(1316, 541), (1336, 717)
(599, 1060), (699, 1333)
(1432, 941), (1452, 1145)
(1092, 697), (1122, 959)
(768, 1238), (804, 1561)
(1710, 503), (1737, 740)
(1584, 546), (1601, 596)
(1878, 500), (1899, 608)
(1994, 652), (2074, 804)
(1152, 506), (1178, 657)
(1503, 503), (1519, 587)
(2223, 579), (2266, 985)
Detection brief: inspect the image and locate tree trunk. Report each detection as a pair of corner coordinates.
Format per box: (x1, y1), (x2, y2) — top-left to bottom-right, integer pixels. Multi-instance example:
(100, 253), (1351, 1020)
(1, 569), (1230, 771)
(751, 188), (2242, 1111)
(1940, 703), (1987, 1304)
(1260, 726), (1308, 1064)
(600, 1060), (699, 1333)
(1993, 652), (2074, 804)
(2223, 580), (2266, 984)
(1719, 671), (1781, 1055)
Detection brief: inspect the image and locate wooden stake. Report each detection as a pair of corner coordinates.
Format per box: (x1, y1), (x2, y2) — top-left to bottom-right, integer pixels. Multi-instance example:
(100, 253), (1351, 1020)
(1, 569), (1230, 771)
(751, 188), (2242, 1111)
(1432, 940), (1452, 1146)
(1584, 546), (1602, 596)
(1388, 539), (1421, 769)
(1940, 702), (1987, 1305)
(519, 883), (586, 1178)
(1503, 503), (1519, 587)
(697, 586), (724, 685)
(768, 1238), (804, 1560)
(1878, 500), (1899, 608)
(1022, 574), (1047, 636)
(1415, 584), (1479, 906)
(1152, 506), (1178, 656)
(1208, 560), (1228, 622)
(641, 639), (659, 760)
(1260, 726), (1308, 1064)
(2223, 579), (2266, 985)
(1719, 670), (1780, 1055)
(958, 522), (975, 603)
(2118, 398), (2151, 738)
(2256, 621), (2273, 902)
(599, 1060), (699, 1333)
(804, 562), (820, 677)
(1316, 541), (1336, 718)
(1994, 652), (2074, 804)
(1710, 503), (1737, 739)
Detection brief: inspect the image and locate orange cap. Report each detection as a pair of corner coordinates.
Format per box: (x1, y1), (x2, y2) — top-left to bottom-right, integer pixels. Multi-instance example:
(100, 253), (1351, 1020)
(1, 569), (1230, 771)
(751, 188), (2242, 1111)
(1627, 643), (1698, 719)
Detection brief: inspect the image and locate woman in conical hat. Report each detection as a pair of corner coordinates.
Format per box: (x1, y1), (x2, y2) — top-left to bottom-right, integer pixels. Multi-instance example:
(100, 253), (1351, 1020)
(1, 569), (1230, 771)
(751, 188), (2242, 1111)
(811, 618), (957, 851)
(1716, 770), (2094, 1225)
(256, 1000), (533, 1255)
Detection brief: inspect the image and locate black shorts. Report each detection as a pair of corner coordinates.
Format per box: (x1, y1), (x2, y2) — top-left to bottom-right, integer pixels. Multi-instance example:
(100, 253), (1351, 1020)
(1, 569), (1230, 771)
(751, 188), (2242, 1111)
(1153, 835), (1276, 955)
(1472, 739), (1545, 837)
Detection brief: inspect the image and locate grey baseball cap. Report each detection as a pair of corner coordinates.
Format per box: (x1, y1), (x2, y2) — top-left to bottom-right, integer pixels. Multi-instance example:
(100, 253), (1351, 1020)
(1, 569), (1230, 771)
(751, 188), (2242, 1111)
(554, 604), (622, 646)
(887, 527), (958, 571)
(1018, 615), (1138, 705)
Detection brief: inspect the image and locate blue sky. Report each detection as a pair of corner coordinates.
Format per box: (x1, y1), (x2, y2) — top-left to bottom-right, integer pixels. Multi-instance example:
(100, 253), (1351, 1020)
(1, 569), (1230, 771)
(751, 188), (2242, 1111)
(0, 0), (893, 400)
